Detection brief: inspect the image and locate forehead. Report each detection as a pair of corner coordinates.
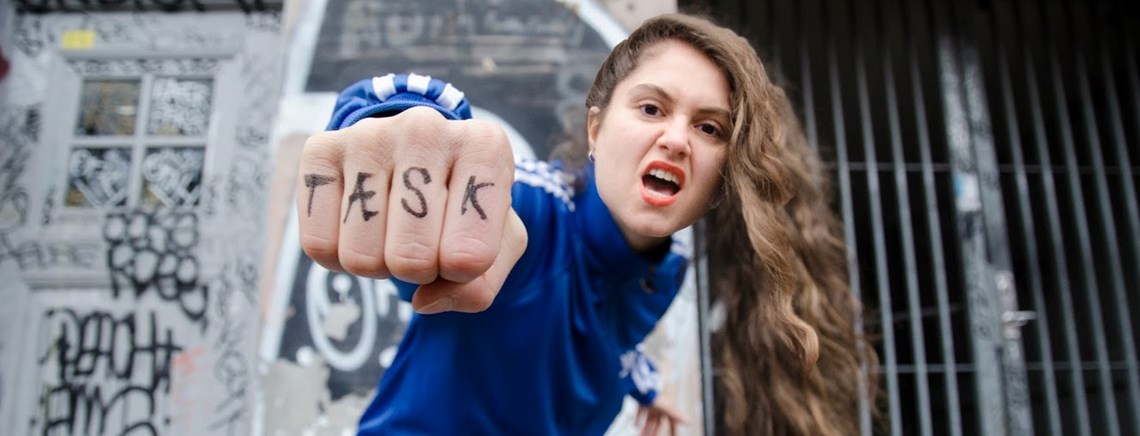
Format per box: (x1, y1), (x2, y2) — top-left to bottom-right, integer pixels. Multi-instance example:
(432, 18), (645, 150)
(618, 40), (730, 108)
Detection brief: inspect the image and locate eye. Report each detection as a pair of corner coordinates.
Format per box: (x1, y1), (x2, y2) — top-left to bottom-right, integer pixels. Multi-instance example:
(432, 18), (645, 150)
(639, 104), (661, 117)
(698, 123), (722, 137)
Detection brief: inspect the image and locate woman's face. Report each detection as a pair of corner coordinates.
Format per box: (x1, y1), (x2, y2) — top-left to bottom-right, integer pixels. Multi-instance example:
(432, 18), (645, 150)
(588, 39), (730, 253)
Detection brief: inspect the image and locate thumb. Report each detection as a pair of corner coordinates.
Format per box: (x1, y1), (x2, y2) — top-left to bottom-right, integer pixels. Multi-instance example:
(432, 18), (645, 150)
(412, 209), (527, 313)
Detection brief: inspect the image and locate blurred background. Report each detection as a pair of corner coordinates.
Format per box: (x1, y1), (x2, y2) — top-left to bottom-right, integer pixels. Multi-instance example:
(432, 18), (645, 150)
(0, 0), (1136, 435)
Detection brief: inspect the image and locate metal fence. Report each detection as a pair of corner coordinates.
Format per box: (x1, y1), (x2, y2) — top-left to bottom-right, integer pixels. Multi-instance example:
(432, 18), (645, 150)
(682, 0), (1140, 434)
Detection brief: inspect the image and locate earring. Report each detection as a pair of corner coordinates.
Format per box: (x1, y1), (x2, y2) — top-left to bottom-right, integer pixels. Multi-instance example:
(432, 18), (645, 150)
(709, 187), (726, 210)
(709, 196), (723, 210)
(588, 150), (595, 163)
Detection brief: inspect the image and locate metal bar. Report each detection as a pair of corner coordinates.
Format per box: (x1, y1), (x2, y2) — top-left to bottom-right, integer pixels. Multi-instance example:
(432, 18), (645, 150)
(951, 3), (1035, 432)
(798, 0), (819, 151)
(992, 1), (1063, 434)
(767, 0), (779, 69)
(1010, 0), (1093, 433)
(1112, 22), (1140, 436)
(802, 2), (870, 433)
(928, 0), (1007, 432)
(1041, 2), (1121, 433)
(901, 1), (963, 434)
(865, 0), (933, 434)
(1113, 0), (1140, 286)
(1070, 3), (1140, 431)
(826, 1), (898, 433)
(695, 220), (716, 436)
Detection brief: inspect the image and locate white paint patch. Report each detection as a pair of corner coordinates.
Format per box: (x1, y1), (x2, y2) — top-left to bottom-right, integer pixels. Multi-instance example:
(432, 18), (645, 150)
(955, 173), (982, 213)
(321, 303), (361, 342)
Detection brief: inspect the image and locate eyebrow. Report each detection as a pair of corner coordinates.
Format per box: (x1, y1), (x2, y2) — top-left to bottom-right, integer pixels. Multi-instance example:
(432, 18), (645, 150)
(628, 83), (732, 122)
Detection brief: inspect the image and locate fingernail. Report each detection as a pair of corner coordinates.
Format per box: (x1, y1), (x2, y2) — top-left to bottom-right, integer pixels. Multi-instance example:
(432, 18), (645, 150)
(417, 295), (457, 314)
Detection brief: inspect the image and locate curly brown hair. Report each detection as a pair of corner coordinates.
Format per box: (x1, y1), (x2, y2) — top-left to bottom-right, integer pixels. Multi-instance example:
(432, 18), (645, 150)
(555, 13), (879, 435)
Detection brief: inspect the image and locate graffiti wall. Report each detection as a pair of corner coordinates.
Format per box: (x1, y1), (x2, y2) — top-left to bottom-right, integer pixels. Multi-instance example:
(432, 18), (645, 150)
(0, 6), (283, 435)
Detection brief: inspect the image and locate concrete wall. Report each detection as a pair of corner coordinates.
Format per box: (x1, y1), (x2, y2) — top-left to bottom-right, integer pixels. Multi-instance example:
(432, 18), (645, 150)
(0, 6), (283, 435)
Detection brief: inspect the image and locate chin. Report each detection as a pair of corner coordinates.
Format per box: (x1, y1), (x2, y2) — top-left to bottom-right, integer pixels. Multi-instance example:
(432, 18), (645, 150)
(627, 220), (679, 239)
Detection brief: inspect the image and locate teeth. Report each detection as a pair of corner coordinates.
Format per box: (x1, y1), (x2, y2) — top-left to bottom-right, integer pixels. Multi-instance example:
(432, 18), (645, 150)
(648, 168), (680, 185)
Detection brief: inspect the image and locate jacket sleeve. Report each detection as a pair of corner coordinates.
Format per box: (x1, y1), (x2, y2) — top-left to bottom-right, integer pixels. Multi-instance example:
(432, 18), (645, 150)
(619, 346), (660, 405)
(325, 73), (472, 130)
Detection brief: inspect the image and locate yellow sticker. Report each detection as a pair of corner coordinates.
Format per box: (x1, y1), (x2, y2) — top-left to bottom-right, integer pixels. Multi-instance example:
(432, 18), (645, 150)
(61, 30), (96, 50)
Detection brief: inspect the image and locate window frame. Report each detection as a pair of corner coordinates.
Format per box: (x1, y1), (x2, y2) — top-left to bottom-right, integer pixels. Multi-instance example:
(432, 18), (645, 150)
(48, 51), (230, 223)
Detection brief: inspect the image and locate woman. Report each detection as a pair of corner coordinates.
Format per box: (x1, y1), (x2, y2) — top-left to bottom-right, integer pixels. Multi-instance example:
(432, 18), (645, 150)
(297, 13), (875, 435)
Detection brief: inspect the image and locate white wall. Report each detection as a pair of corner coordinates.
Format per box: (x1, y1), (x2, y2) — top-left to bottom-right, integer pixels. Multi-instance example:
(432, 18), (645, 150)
(0, 8), (284, 435)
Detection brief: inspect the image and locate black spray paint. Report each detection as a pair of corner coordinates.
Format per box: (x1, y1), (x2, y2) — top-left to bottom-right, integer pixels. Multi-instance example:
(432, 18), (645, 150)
(36, 309), (182, 436)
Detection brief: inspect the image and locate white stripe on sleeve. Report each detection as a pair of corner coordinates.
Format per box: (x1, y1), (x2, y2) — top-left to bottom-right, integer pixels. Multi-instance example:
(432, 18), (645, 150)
(406, 73), (431, 95)
(372, 74), (397, 100)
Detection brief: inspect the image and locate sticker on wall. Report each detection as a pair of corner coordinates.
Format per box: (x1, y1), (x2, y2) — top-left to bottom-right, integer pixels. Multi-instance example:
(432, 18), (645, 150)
(60, 29), (96, 50)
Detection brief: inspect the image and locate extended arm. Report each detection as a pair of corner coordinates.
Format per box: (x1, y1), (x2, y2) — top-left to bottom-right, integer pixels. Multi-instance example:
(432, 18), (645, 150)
(297, 74), (527, 314)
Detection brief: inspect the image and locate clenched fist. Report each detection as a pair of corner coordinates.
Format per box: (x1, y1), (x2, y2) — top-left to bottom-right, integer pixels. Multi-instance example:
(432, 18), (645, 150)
(296, 106), (528, 314)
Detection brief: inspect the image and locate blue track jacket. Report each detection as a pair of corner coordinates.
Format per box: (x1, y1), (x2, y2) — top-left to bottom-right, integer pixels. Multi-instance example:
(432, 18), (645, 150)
(327, 75), (689, 435)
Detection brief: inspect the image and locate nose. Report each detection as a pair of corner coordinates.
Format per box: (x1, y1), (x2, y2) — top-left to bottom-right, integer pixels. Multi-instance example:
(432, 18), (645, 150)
(657, 118), (691, 158)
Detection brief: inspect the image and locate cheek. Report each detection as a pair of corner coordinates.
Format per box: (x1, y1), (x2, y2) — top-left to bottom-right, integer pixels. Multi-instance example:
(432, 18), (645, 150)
(698, 150), (727, 191)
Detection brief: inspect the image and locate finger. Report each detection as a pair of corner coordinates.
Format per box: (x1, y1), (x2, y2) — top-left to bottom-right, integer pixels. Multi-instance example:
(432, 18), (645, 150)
(671, 409), (689, 426)
(659, 403), (688, 425)
(297, 130), (346, 272)
(645, 413), (660, 436)
(411, 208), (527, 314)
(637, 406), (648, 427)
(384, 108), (453, 284)
(438, 119), (515, 282)
(669, 417), (677, 436)
(336, 118), (394, 278)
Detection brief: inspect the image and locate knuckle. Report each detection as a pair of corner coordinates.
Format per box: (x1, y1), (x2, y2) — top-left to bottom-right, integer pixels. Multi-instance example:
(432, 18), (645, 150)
(393, 114), (449, 159)
(300, 233), (339, 267)
(385, 240), (439, 282)
(440, 237), (496, 278)
(300, 134), (346, 177)
(465, 287), (495, 312)
(401, 106), (446, 122)
(345, 115), (396, 135)
(510, 225), (528, 252)
(456, 120), (510, 150)
(343, 118), (397, 158)
(506, 212), (529, 253)
(302, 131), (344, 159)
(338, 247), (390, 278)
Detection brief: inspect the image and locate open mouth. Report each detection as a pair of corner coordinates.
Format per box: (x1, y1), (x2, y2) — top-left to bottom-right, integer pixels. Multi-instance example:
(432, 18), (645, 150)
(642, 168), (681, 197)
(639, 162), (685, 207)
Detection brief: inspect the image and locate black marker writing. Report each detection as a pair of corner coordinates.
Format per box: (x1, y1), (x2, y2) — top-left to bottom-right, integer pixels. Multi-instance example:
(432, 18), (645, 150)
(402, 167), (431, 218)
(304, 174), (335, 217)
(344, 172), (379, 223)
(461, 176), (495, 220)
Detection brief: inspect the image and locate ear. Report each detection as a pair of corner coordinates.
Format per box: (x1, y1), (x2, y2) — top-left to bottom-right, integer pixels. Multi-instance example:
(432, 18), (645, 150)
(587, 106), (602, 151)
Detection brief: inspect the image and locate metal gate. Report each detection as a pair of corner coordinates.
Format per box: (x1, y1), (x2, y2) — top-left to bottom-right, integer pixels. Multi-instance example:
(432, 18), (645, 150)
(682, 0), (1140, 434)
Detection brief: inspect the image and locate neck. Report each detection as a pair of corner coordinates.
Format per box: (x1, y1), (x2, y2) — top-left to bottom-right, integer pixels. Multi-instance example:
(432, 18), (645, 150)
(618, 222), (670, 255)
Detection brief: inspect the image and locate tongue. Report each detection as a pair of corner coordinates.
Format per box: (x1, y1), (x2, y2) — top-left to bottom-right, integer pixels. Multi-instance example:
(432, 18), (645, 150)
(643, 175), (679, 196)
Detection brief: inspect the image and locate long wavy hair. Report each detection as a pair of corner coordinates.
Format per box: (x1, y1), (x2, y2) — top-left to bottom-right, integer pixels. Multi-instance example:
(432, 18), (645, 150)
(553, 14), (879, 435)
